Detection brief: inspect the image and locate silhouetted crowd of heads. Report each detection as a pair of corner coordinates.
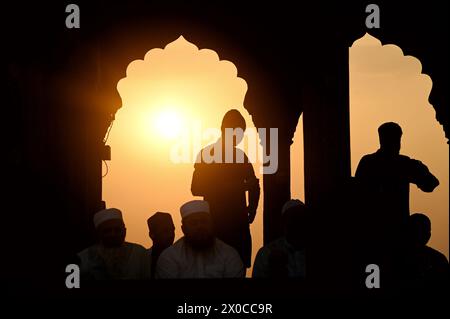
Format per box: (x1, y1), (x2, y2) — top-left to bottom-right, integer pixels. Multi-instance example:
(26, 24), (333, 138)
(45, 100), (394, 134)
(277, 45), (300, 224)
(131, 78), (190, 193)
(75, 116), (448, 294)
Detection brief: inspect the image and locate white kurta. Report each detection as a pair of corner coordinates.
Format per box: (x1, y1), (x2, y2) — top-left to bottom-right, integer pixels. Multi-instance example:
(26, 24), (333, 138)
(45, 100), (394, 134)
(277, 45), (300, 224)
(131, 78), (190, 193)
(155, 237), (244, 278)
(78, 242), (150, 280)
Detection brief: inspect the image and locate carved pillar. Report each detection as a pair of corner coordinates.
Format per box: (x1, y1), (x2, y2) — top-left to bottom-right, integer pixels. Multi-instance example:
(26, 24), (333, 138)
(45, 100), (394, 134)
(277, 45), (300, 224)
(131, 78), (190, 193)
(302, 44), (351, 209)
(301, 39), (352, 290)
(262, 128), (292, 245)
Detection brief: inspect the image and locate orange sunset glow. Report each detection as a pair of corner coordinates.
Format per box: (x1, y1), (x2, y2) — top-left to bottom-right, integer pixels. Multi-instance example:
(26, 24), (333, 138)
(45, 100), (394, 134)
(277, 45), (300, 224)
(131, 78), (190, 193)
(103, 33), (448, 277)
(103, 36), (264, 275)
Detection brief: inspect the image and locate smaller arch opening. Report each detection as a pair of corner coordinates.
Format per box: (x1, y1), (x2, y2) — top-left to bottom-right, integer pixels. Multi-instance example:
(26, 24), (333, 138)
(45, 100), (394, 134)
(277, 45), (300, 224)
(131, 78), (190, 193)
(350, 33), (448, 258)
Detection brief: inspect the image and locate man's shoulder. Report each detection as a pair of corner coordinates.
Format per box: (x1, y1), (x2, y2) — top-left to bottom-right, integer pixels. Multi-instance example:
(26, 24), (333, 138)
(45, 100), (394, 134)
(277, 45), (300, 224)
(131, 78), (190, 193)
(359, 152), (412, 165)
(254, 238), (287, 262)
(360, 151), (379, 161)
(356, 152), (379, 169)
(78, 245), (96, 258)
(215, 238), (240, 256)
(398, 155), (427, 170)
(262, 237), (288, 252)
(398, 154), (413, 162)
(425, 246), (449, 264)
(160, 238), (185, 257)
(125, 242), (148, 253)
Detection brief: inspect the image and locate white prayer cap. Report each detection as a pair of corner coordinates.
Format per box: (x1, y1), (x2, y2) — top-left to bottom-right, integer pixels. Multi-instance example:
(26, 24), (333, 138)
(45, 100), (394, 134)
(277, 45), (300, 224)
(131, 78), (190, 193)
(282, 199), (305, 215)
(180, 200), (210, 219)
(93, 208), (123, 228)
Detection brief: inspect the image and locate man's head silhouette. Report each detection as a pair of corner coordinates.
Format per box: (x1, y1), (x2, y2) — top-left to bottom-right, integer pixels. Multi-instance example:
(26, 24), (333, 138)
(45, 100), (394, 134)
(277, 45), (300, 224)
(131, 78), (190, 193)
(409, 213), (432, 247)
(180, 200), (214, 250)
(281, 199), (309, 249)
(221, 109), (246, 146)
(94, 208), (126, 248)
(147, 212), (175, 250)
(378, 122), (402, 155)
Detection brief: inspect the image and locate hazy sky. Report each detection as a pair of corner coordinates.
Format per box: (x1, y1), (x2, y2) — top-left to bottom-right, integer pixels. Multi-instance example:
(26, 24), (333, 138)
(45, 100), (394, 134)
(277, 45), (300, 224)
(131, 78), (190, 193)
(104, 33), (448, 276)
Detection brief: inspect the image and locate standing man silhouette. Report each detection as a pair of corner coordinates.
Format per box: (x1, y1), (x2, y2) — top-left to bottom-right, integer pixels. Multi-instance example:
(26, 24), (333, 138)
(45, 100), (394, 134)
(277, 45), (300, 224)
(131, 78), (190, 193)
(191, 109), (260, 268)
(355, 122), (440, 283)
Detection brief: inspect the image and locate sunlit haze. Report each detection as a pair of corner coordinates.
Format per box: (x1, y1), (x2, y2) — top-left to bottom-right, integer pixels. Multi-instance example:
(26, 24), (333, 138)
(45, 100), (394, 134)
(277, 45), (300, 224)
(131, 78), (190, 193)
(104, 34), (448, 276)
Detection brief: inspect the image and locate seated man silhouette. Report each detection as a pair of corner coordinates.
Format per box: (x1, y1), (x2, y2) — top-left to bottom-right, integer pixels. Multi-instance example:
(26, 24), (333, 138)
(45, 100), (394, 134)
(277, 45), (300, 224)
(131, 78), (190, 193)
(253, 199), (308, 279)
(355, 122), (439, 240)
(147, 212), (175, 279)
(191, 109), (260, 269)
(155, 200), (244, 278)
(78, 208), (150, 280)
(406, 213), (449, 286)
